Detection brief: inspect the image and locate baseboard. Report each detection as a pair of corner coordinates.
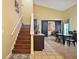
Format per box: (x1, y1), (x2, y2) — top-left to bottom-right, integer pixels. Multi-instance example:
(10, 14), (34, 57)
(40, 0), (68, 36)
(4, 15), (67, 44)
(11, 15), (23, 35)
(5, 52), (12, 59)
(5, 15), (23, 59)
(5, 23), (22, 59)
(11, 22), (22, 50)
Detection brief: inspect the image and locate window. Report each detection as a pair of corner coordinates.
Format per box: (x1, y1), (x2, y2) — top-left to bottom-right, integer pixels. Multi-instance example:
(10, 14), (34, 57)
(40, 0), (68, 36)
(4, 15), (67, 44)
(64, 23), (69, 35)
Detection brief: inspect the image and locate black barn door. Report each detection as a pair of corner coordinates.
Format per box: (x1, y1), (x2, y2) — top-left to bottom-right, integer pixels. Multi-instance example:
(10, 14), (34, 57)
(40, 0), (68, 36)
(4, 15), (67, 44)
(42, 21), (48, 37)
(55, 21), (61, 33)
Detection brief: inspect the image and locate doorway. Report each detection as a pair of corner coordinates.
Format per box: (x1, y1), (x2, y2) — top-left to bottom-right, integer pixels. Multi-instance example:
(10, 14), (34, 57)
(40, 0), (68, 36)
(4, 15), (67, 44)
(41, 20), (61, 37)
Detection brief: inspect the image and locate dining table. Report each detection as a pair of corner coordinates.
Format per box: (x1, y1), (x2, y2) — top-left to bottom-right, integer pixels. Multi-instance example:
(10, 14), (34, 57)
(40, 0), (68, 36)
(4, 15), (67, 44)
(57, 33), (72, 45)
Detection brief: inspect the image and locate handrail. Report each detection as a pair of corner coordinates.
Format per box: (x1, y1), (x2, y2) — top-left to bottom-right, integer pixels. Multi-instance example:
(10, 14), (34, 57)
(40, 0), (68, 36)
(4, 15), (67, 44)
(11, 15), (23, 35)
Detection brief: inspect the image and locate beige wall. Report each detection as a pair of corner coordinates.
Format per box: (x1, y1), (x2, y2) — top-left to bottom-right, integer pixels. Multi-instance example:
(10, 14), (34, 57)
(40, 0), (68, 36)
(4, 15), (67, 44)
(34, 4), (64, 20)
(63, 5), (77, 30)
(33, 4), (77, 32)
(2, 0), (33, 58)
(21, 0), (33, 25)
(33, 4), (64, 32)
(2, 0), (22, 59)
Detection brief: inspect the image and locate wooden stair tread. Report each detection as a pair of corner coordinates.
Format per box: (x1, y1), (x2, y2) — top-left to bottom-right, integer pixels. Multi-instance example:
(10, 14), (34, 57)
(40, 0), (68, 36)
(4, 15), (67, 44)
(12, 25), (31, 54)
(17, 37), (30, 39)
(14, 46), (30, 49)
(14, 44), (31, 46)
(14, 44), (31, 45)
(16, 40), (31, 41)
(16, 40), (31, 44)
(17, 38), (31, 40)
(14, 43), (31, 49)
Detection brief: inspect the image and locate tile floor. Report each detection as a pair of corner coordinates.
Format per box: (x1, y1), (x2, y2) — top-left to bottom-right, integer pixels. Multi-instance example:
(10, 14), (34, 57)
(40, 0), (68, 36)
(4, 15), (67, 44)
(9, 37), (77, 59)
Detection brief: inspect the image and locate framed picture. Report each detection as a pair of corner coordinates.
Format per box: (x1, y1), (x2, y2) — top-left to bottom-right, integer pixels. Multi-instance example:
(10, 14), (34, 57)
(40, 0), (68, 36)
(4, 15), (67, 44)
(15, 0), (19, 13)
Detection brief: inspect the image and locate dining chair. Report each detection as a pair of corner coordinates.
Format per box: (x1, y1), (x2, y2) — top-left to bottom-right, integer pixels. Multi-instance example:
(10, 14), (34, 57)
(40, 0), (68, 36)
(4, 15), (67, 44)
(66, 31), (77, 46)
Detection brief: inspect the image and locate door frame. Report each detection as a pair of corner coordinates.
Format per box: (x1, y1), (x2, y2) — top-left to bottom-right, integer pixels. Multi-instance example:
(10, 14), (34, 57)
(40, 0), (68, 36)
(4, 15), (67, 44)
(41, 20), (62, 36)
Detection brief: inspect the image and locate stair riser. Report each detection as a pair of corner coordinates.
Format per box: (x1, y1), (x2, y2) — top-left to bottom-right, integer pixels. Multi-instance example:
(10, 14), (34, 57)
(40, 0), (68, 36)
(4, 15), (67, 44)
(19, 32), (30, 35)
(17, 37), (31, 40)
(17, 36), (31, 40)
(12, 52), (30, 54)
(20, 30), (30, 32)
(12, 49), (30, 54)
(14, 44), (30, 48)
(21, 26), (30, 29)
(16, 41), (31, 44)
(14, 46), (31, 49)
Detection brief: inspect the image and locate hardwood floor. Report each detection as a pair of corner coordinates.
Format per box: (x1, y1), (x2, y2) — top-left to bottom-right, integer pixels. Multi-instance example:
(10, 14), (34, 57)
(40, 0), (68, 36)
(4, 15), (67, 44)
(29, 37), (77, 59)
(9, 37), (77, 59)
(44, 37), (77, 59)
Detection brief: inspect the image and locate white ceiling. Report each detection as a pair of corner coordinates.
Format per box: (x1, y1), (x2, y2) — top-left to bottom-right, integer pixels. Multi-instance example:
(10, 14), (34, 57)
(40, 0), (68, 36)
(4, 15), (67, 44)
(34, 0), (77, 11)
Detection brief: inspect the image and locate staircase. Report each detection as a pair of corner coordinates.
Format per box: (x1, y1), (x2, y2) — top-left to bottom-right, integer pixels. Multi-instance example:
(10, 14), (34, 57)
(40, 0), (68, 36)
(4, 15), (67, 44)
(12, 24), (31, 54)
